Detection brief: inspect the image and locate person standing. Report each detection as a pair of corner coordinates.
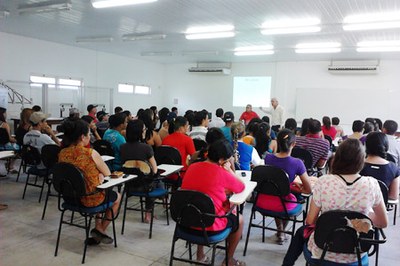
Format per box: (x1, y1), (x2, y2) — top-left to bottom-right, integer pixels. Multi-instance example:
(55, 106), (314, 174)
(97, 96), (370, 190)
(259, 97), (284, 132)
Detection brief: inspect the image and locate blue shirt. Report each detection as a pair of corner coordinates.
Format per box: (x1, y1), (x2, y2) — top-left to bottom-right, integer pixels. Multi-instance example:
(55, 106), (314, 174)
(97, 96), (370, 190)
(103, 129), (126, 170)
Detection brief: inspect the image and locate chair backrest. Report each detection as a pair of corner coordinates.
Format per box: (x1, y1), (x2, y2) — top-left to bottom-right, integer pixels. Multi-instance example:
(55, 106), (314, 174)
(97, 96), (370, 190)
(376, 179), (389, 205)
(92, 139), (114, 156)
(122, 160), (154, 193)
(41, 144), (61, 169)
(251, 165), (291, 196)
(154, 145), (182, 165)
(324, 135), (333, 146)
(291, 147), (314, 169)
(52, 162), (87, 205)
(0, 128), (9, 145)
(20, 145), (42, 166)
(193, 139), (207, 151)
(386, 153), (396, 164)
(314, 210), (374, 254)
(170, 190), (215, 228)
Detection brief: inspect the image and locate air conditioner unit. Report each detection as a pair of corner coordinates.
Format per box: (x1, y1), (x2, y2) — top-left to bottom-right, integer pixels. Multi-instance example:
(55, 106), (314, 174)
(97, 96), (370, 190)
(188, 67), (231, 75)
(18, 0), (72, 15)
(328, 60), (379, 74)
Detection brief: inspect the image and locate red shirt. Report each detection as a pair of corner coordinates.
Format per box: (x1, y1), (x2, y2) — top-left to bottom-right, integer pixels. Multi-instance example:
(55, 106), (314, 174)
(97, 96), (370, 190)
(89, 113), (98, 123)
(181, 162), (245, 231)
(239, 111), (259, 125)
(162, 132), (196, 172)
(322, 126), (337, 140)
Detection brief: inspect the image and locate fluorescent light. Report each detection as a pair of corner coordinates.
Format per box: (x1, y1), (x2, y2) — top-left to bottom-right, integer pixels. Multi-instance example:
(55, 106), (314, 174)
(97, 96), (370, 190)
(356, 40), (400, 52)
(140, 51), (173, 56)
(295, 42), (341, 49)
(185, 31), (235, 40)
(261, 18), (320, 35)
(343, 12), (400, 31)
(76, 37), (113, 43)
(92, 0), (157, 8)
(295, 48), (341, 54)
(186, 25), (234, 34)
(235, 50), (274, 56)
(234, 45), (274, 56)
(30, 75), (56, 84)
(261, 26), (320, 35)
(18, 0), (71, 14)
(182, 51), (220, 56)
(122, 33), (166, 41)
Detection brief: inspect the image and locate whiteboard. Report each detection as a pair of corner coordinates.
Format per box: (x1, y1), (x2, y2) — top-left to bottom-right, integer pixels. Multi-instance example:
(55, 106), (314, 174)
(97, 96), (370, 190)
(295, 88), (393, 125)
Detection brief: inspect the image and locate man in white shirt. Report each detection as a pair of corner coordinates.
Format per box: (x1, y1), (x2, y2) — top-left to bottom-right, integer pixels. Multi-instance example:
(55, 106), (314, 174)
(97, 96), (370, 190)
(383, 120), (400, 168)
(259, 97), (284, 132)
(208, 108), (225, 128)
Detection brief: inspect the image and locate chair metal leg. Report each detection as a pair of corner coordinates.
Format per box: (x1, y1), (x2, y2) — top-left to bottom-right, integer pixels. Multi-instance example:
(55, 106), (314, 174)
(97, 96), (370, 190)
(82, 216), (92, 264)
(110, 208), (117, 248)
(41, 183), (51, 220)
(22, 173), (30, 199)
(262, 215), (265, 242)
(243, 209), (254, 256)
(169, 232), (177, 266)
(16, 159), (24, 182)
(54, 210), (65, 257)
(188, 242), (193, 260)
(121, 194), (129, 235)
(38, 175), (46, 203)
(149, 205), (154, 239)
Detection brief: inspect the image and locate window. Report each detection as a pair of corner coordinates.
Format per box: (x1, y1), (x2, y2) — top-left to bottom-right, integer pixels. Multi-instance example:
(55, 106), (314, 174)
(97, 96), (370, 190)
(58, 78), (81, 90)
(134, 85), (151, 95)
(29, 75), (82, 90)
(118, 83), (134, 93)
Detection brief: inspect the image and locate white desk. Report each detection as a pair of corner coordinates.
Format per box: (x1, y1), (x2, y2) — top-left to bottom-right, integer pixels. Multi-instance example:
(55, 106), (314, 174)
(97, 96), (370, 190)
(235, 170), (251, 182)
(0, 151), (15, 160)
(158, 164), (183, 177)
(97, 174), (137, 189)
(229, 181), (257, 205)
(101, 155), (115, 162)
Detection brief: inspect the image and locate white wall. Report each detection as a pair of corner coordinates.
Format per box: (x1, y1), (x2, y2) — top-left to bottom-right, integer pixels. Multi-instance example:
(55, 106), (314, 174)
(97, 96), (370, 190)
(0, 32), (166, 119)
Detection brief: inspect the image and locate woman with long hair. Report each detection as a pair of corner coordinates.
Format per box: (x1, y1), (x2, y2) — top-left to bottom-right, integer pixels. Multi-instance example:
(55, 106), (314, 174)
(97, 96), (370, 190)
(254, 122), (277, 157)
(59, 119), (121, 244)
(138, 108), (162, 148)
(282, 138), (388, 265)
(0, 107), (19, 172)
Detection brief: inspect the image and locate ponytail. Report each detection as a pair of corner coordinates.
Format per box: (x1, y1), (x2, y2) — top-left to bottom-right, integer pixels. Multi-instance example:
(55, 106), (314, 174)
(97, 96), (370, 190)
(277, 129), (295, 153)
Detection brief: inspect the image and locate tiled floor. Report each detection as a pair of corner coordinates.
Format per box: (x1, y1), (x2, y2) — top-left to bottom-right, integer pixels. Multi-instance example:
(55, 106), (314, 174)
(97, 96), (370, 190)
(0, 164), (399, 266)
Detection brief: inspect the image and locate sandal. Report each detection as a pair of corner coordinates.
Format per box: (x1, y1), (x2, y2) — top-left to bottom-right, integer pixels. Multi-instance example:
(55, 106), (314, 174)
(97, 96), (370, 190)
(221, 258), (246, 266)
(197, 255), (210, 264)
(0, 204), (8, 210)
(90, 228), (113, 244)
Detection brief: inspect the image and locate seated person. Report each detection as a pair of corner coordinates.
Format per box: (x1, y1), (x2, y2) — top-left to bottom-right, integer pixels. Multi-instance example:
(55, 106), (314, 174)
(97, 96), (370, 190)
(0, 107), (20, 173)
(343, 120), (364, 141)
(15, 108), (33, 147)
(81, 115), (101, 146)
(332, 117), (344, 138)
(120, 119), (161, 223)
(103, 113), (127, 171)
(231, 122), (263, 170)
(162, 116), (196, 177)
(239, 104), (259, 125)
(59, 119), (121, 244)
(360, 132), (399, 200)
(138, 109), (162, 149)
(295, 119), (330, 168)
(221, 112), (235, 143)
(262, 129), (311, 244)
(181, 139), (246, 266)
(321, 116), (337, 140)
(254, 122), (277, 158)
(189, 110), (209, 141)
(282, 139), (388, 266)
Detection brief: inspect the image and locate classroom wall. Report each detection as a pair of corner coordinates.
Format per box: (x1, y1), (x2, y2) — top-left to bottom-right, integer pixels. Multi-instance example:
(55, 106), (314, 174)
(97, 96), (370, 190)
(0, 32), (166, 119)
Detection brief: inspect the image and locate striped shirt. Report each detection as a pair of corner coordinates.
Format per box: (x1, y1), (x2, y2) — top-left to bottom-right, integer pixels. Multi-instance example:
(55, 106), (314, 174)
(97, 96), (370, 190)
(295, 136), (329, 167)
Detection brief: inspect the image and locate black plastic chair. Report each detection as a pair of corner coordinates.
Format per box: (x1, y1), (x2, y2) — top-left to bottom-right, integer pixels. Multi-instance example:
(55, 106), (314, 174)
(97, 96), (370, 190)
(386, 153), (396, 164)
(292, 147), (317, 176)
(40, 144), (61, 220)
(154, 145), (183, 189)
(21, 145), (48, 202)
(304, 210), (386, 266)
(193, 138), (207, 151)
(376, 180), (398, 225)
(121, 160), (169, 239)
(243, 165), (306, 256)
(52, 162), (117, 264)
(92, 139), (114, 170)
(169, 190), (232, 266)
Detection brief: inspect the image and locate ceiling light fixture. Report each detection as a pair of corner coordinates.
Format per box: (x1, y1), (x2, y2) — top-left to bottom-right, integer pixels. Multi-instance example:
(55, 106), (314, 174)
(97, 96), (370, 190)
(182, 51), (220, 56)
(295, 42), (341, 53)
(356, 40), (400, 52)
(122, 33), (166, 41)
(185, 25), (235, 40)
(18, 0), (72, 15)
(343, 12), (400, 31)
(76, 36), (113, 43)
(261, 18), (321, 35)
(234, 45), (274, 56)
(92, 0), (158, 9)
(141, 51), (173, 56)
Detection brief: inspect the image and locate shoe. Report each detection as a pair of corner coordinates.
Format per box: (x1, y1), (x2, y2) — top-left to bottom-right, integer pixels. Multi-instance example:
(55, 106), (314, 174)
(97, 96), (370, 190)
(276, 233), (288, 245)
(0, 204), (8, 210)
(8, 169), (18, 174)
(197, 255), (210, 264)
(221, 258), (246, 266)
(86, 237), (100, 246)
(90, 228), (113, 244)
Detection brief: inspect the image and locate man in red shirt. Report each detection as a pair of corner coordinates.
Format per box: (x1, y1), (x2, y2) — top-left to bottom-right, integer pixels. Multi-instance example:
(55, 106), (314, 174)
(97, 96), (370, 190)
(87, 104), (98, 123)
(239, 104), (259, 125)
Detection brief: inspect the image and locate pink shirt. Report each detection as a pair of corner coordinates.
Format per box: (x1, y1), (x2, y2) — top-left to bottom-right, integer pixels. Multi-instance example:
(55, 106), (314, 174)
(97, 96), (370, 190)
(181, 162), (245, 231)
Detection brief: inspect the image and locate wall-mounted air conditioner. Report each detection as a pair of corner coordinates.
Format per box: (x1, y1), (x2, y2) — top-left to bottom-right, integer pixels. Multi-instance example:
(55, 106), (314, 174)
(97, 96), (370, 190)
(188, 63), (231, 75)
(188, 67), (231, 75)
(328, 60), (379, 74)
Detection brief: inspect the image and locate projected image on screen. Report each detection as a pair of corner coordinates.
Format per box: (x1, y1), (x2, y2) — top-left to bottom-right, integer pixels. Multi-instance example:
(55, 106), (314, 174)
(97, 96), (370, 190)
(233, 76), (272, 107)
